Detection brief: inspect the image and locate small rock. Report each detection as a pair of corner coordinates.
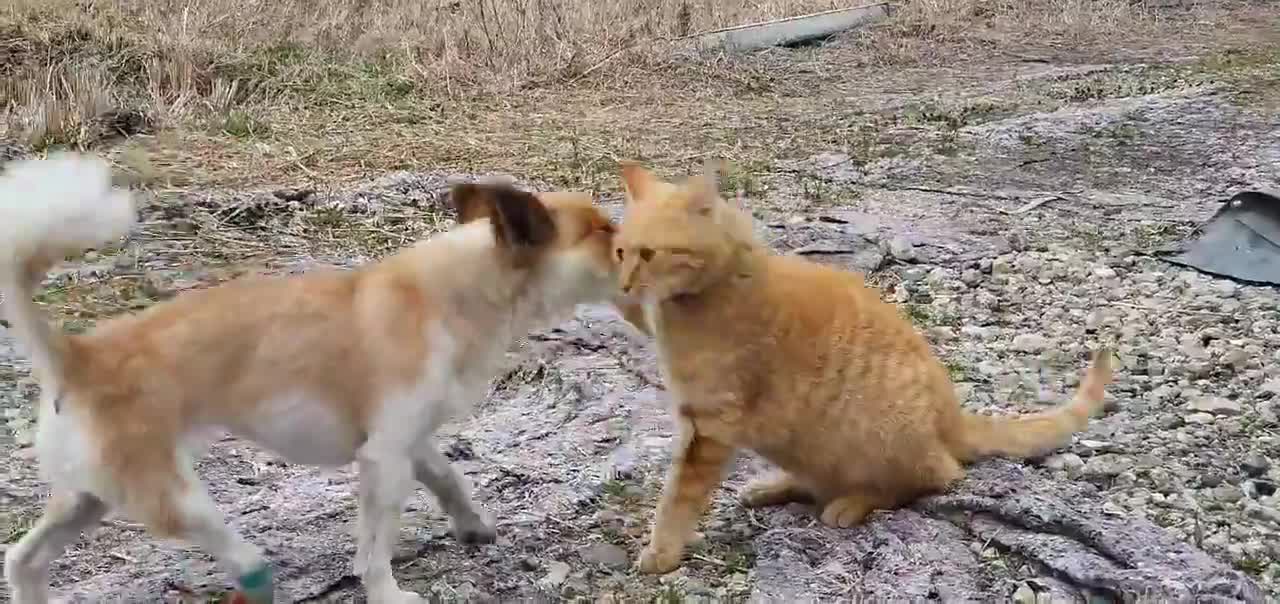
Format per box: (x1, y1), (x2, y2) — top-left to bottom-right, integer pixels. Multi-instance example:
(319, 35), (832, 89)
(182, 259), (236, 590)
(1078, 439), (1113, 454)
(582, 543), (629, 570)
(1246, 502), (1280, 527)
(1185, 412), (1216, 425)
(1010, 333), (1048, 353)
(1261, 379), (1280, 397)
(991, 256), (1013, 275)
(1092, 267), (1117, 279)
(541, 561), (571, 587)
(1241, 454), (1271, 478)
(1210, 484), (1243, 504)
(1157, 414), (1184, 430)
(1081, 454), (1126, 478)
(1200, 473), (1225, 488)
(519, 557), (541, 572)
(1043, 452), (1084, 472)
(960, 269), (982, 287)
(901, 267), (929, 283)
(1188, 396), (1243, 416)
(1011, 583), (1038, 604)
(961, 325), (994, 340)
(926, 326), (955, 343)
(1221, 348), (1249, 370)
(889, 236), (917, 262)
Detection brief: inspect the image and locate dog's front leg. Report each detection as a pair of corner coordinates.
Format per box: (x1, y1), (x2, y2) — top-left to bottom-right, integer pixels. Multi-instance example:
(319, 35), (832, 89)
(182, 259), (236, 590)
(355, 452), (421, 603)
(411, 436), (495, 544)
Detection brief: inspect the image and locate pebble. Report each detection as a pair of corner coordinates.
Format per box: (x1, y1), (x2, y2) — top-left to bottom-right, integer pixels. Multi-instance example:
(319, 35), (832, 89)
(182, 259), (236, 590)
(889, 236), (917, 262)
(1043, 452), (1084, 472)
(1188, 396), (1243, 416)
(540, 561), (571, 587)
(926, 326), (956, 342)
(1081, 454), (1127, 478)
(1185, 412), (1217, 425)
(1241, 454), (1271, 478)
(582, 543), (630, 570)
(1210, 484), (1243, 504)
(1010, 333), (1049, 353)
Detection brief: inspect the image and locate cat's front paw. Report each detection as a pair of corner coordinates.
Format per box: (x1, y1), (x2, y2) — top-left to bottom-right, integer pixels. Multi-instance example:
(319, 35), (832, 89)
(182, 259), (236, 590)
(636, 544), (683, 574)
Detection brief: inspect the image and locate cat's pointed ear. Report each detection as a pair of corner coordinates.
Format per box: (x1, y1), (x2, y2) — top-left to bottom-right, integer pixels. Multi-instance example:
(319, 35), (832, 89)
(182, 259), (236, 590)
(685, 158), (723, 217)
(620, 161), (658, 203)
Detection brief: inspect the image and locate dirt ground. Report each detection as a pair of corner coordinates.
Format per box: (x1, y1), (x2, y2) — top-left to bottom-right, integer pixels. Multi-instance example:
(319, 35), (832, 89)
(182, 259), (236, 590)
(3, 4), (1280, 602)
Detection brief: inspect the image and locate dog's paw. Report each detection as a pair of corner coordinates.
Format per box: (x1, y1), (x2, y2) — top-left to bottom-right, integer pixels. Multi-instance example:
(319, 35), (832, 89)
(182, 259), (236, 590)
(635, 544), (682, 575)
(450, 511), (496, 544)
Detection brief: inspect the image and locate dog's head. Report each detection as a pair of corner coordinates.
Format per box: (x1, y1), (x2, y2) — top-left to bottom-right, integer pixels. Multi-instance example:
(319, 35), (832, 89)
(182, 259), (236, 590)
(449, 182), (619, 305)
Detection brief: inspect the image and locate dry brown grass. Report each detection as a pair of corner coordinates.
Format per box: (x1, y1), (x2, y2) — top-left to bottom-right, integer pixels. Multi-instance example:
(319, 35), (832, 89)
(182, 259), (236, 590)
(0, 0), (1270, 187)
(1, 0), (854, 146)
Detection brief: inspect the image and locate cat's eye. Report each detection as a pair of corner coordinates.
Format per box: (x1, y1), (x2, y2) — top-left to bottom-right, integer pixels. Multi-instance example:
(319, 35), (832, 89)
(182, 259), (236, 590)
(639, 248), (655, 262)
(616, 248), (624, 261)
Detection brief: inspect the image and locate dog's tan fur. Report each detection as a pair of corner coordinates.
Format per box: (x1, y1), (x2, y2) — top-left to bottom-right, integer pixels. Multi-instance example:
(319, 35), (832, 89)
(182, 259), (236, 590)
(1, 154), (618, 603)
(610, 162), (1115, 574)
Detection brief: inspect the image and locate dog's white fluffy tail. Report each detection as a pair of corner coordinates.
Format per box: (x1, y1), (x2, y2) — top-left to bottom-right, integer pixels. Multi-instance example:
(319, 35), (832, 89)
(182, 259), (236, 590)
(0, 152), (136, 384)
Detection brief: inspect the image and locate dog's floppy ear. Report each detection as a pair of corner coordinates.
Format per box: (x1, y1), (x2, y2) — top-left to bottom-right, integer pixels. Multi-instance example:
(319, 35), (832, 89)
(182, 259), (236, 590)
(450, 182), (557, 263)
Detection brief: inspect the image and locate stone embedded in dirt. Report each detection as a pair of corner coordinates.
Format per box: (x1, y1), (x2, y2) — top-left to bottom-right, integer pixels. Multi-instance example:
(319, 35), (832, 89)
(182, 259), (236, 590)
(1186, 412), (1218, 425)
(582, 543), (630, 570)
(1189, 396), (1244, 416)
(888, 235), (917, 262)
(1081, 454), (1127, 478)
(1210, 484), (1244, 504)
(540, 561), (571, 587)
(1261, 379), (1280, 397)
(1242, 454), (1271, 478)
(1077, 439), (1114, 455)
(1010, 333), (1049, 353)
(1042, 452), (1084, 473)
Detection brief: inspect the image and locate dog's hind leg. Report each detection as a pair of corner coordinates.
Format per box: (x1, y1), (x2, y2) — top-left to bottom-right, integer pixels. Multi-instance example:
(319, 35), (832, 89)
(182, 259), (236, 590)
(411, 436), (495, 544)
(4, 491), (107, 604)
(355, 451), (422, 603)
(136, 461), (272, 603)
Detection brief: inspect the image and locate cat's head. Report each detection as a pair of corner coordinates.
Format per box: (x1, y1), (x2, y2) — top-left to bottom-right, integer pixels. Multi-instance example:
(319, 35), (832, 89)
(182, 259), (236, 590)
(614, 161), (760, 301)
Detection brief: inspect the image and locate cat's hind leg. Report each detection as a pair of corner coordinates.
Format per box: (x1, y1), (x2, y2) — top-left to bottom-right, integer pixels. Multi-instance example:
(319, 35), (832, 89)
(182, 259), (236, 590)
(819, 450), (964, 528)
(739, 470), (815, 508)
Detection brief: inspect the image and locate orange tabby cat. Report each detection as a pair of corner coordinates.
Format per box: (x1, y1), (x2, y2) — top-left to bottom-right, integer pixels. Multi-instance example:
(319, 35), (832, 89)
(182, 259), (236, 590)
(611, 162), (1115, 574)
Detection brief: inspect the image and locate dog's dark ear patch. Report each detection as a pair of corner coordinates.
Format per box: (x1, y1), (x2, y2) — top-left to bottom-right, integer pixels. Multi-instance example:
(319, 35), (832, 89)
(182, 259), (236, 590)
(449, 183), (557, 264)
(488, 186), (557, 251)
(450, 183), (492, 225)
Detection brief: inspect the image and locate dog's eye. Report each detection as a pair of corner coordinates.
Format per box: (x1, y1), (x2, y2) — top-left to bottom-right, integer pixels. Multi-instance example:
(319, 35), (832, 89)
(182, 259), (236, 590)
(639, 248), (655, 262)
(616, 248), (625, 261)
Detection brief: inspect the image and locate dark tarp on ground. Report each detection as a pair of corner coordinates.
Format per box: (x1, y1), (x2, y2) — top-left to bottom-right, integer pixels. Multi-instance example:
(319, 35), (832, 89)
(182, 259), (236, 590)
(1161, 191), (1280, 287)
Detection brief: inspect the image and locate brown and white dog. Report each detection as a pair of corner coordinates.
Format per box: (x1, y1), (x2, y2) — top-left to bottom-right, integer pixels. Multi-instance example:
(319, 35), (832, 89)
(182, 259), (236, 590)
(0, 153), (620, 603)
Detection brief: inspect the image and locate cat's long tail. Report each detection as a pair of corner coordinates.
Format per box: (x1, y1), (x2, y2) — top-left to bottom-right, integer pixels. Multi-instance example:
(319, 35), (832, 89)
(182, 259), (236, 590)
(953, 348), (1114, 462)
(0, 152), (136, 387)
